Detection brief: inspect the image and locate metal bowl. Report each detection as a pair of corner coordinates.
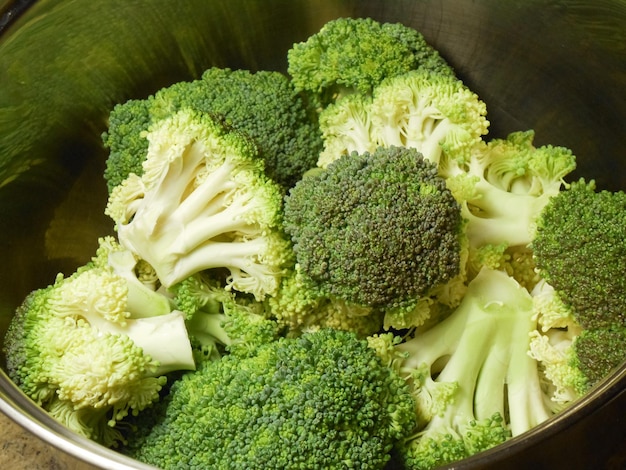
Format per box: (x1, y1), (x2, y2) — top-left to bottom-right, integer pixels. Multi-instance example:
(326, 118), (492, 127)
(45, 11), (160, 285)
(1, 1), (625, 468)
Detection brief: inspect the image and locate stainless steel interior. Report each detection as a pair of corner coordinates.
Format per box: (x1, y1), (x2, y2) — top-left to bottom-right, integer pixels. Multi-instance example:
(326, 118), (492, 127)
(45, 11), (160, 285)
(0, 0), (625, 468)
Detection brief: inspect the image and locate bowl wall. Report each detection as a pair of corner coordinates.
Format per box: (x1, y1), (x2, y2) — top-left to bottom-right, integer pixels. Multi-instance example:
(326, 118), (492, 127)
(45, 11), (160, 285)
(0, 0), (625, 468)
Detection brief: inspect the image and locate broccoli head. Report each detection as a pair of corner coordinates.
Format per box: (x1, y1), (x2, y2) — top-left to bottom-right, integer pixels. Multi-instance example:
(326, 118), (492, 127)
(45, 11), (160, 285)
(287, 17), (455, 106)
(121, 328), (417, 470)
(105, 108), (293, 300)
(532, 178), (626, 330)
(2, 239), (195, 447)
(283, 145), (463, 312)
(102, 67), (323, 191)
(529, 180), (626, 397)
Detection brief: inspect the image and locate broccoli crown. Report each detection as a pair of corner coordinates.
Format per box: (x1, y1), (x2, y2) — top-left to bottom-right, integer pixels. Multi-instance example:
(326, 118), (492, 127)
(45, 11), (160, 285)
(122, 328), (417, 470)
(532, 178), (626, 330)
(103, 67), (322, 191)
(2, 254), (195, 447)
(317, 69), (489, 169)
(571, 327), (626, 392)
(283, 146), (462, 310)
(105, 108), (293, 299)
(395, 267), (557, 470)
(287, 17), (454, 103)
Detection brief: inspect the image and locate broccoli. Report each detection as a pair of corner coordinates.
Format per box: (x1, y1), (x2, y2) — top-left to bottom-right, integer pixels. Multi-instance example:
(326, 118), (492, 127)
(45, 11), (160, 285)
(121, 328), (417, 470)
(170, 272), (282, 360)
(287, 17), (455, 107)
(317, 69), (489, 169)
(2, 239), (195, 447)
(102, 67), (323, 191)
(265, 265), (385, 337)
(446, 130), (577, 249)
(105, 108), (293, 300)
(529, 179), (626, 397)
(283, 145), (463, 318)
(391, 267), (559, 470)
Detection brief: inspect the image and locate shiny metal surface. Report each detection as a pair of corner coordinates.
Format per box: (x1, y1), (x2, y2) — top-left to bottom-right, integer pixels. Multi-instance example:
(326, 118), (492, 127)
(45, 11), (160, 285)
(0, 1), (625, 468)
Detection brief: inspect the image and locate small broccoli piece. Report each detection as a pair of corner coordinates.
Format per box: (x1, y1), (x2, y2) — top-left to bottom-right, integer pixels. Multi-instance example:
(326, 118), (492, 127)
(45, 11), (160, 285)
(318, 69), (489, 169)
(170, 272), (281, 360)
(121, 329), (417, 470)
(283, 146), (463, 315)
(2, 260), (194, 447)
(394, 267), (559, 470)
(105, 109), (293, 300)
(266, 266), (384, 337)
(446, 130), (576, 249)
(103, 67), (322, 191)
(287, 17), (455, 107)
(532, 178), (626, 330)
(529, 180), (626, 397)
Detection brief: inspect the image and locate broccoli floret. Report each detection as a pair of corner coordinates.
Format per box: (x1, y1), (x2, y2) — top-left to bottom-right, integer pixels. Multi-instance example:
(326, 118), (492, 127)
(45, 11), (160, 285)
(105, 108), (293, 300)
(394, 267), (559, 469)
(2, 246), (195, 447)
(121, 328), (417, 470)
(266, 265), (385, 337)
(532, 178), (626, 330)
(283, 146), (463, 315)
(446, 130), (576, 249)
(529, 179), (626, 397)
(102, 67), (323, 191)
(170, 272), (281, 360)
(287, 17), (455, 107)
(318, 69), (489, 169)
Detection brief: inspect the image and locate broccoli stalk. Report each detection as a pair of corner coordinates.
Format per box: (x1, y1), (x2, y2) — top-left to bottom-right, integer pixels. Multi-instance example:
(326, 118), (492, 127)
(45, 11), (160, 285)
(395, 267), (558, 469)
(105, 109), (293, 300)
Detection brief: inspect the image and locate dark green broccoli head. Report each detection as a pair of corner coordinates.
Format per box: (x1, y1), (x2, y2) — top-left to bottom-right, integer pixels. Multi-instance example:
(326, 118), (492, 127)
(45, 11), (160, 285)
(287, 17), (455, 103)
(283, 146), (463, 310)
(103, 67), (323, 192)
(122, 328), (416, 470)
(571, 327), (626, 392)
(533, 179), (626, 330)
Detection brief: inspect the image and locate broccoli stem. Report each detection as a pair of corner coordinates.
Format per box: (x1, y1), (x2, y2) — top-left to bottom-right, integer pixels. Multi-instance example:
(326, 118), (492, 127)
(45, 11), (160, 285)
(88, 311), (195, 375)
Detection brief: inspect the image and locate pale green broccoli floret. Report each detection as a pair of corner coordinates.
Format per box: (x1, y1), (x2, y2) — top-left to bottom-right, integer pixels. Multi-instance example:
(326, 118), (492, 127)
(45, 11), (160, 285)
(318, 69), (489, 169)
(266, 265), (385, 338)
(446, 130), (576, 249)
(2, 242), (194, 447)
(105, 109), (293, 300)
(394, 268), (560, 470)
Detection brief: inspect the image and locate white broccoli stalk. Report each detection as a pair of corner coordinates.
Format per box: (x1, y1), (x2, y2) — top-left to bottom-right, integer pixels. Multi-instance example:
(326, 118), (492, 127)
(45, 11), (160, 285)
(105, 109), (292, 300)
